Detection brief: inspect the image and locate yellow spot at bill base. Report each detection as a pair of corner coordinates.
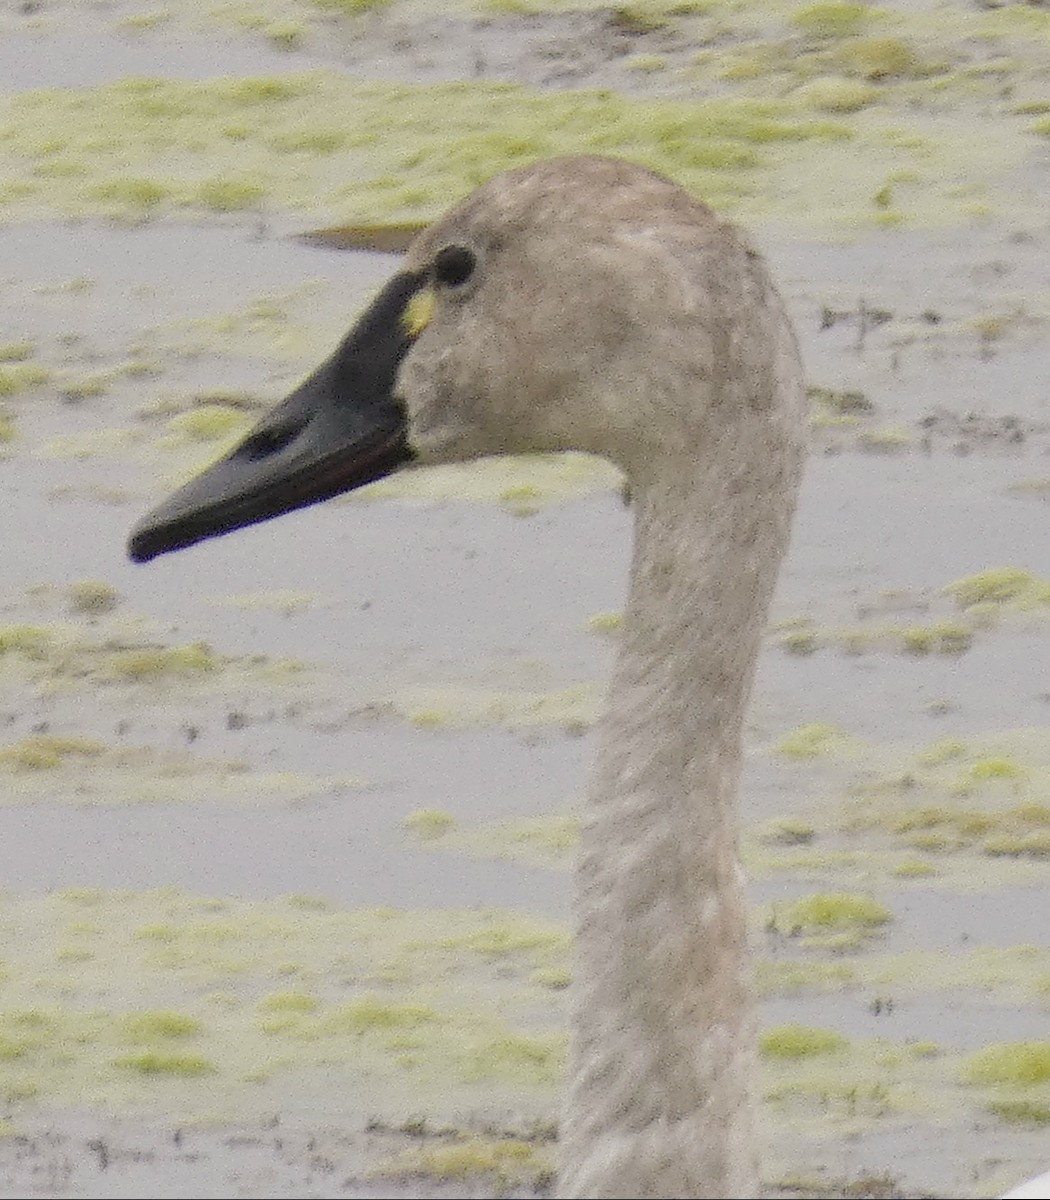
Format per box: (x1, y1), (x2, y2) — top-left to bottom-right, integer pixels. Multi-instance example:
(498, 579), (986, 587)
(403, 288), (435, 339)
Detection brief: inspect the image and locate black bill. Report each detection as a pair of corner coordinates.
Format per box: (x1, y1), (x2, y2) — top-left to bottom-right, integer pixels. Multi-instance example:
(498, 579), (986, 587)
(127, 270), (424, 564)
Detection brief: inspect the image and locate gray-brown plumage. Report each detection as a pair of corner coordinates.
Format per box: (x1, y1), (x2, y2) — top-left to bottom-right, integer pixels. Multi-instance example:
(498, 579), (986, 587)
(129, 155), (807, 1199)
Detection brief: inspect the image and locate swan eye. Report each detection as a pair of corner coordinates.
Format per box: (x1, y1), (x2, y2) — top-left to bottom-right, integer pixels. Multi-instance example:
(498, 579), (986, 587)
(433, 245), (476, 288)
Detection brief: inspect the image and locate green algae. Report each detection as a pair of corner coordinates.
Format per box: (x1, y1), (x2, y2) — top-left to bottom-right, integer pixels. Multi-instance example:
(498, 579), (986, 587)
(402, 809), (457, 840)
(438, 918), (569, 964)
(773, 722), (852, 761)
(0, 363), (49, 395)
(585, 611), (624, 635)
(165, 404), (254, 443)
(829, 731), (1050, 866)
(790, 3), (873, 41)
(380, 681), (602, 732)
(988, 1098), (1050, 1127)
(856, 423), (911, 453)
(108, 641), (219, 678)
(0, 886), (1036, 1147)
(945, 567), (1050, 609)
(65, 579), (120, 616)
(0, 736), (352, 809)
(257, 990), (320, 1015)
(0, 341), (33, 362)
(370, 1135), (554, 1192)
(0, 611), (316, 708)
(359, 452), (622, 512)
(121, 1010), (204, 1042)
(0, 735), (105, 771)
(0, 888), (572, 1121)
(422, 814), (581, 871)
(0, 58), (1021, 237)
(310, 0), (394, 14)
(37, 427), (139, 459)
(754, 960), (855, 997)
(756, 817), (816, 846)
(321, 995), (440, 1034)
(964, 1041), (1050, 1087)
(768, 892), (892, 948)
(898, 621), (972, 655)
(760, 1024), (848, 1060)
(796, 75), (879, 113)
(114, 1051), (216, 1076)
(0, 73), (840, 226)
(835, 36), (926, 81)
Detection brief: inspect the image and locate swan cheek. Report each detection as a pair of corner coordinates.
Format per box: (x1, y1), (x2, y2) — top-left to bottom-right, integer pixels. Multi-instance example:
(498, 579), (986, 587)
(397, 350), (493, 466)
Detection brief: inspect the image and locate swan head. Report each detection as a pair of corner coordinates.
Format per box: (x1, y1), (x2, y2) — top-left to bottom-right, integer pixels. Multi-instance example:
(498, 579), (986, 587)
(128, 155), (791, 563)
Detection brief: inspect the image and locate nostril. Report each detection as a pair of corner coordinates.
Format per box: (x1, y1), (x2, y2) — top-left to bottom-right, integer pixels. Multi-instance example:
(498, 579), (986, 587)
(236, 416), (306, 461)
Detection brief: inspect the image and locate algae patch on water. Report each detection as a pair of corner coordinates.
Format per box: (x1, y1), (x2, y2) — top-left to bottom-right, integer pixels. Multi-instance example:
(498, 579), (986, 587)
(0, 72), (833, 226)
(370, 1134), (554, 1193)
(773, 722), (854, 761)
(767, 892), (892, 952)
(358, 452), (622, 511)
(0, 888), (570, 1124)
(760, 1024), (849, 1060)
(375, 681), (602, 733)
(0, 62), (1024, 234)
(0, 735), (354, 808)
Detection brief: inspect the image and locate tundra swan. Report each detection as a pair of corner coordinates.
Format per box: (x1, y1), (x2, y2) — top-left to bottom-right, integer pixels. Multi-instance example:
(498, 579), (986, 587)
(129, 155), (808, 1199)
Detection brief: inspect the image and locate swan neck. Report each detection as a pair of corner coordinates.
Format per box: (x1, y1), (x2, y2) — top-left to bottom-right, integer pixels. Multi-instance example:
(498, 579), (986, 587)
(561, 453), (797, 1199)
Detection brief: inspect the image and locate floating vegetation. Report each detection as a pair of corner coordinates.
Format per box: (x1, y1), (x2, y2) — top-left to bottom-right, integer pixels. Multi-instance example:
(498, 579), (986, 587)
(0, 72), (855, 229)
(360, 452), (621, 512)
(370, 1135), (554, 1191)
(773, 723), (851, 761)
(586, 611), (624, 635)
(0, 363), (50, 395)
(898, 621), (972, 655)
(768, 892), (893, 949)
(756, 818), (817, 846)
(321, 995), (440, 1034)
(107, 641), (219, 678)
(0, 341), (33, 362)
(760, 1024), (848, 1060)
(945, 567), (1050, 609)
(66, 579), (120, 615)
(983, 832), (1050, 860)
(257, 990), (320, 1015)
(796, 76), (879, 114)
(988, 1098), (1050, 1127)
(964, 1041), (1050, 1087)
(891, 859), (938, 879)
(856, 424), (911, 453)
(89, 177), (169, 215)
(196, 176), (266, 212)
(264, 22), (308, 52)
(402, 809), (457, 841)
(165, 404), (253, 442)
(113, 1051), (216, 1076)
(836, 37), (924, 81)
(790, 3), (872, 41)
(121, 1010), (203, 1042)
(0, 735), (105, 771)
(0, 623), (57, 658)
(380, 682), (601, 733)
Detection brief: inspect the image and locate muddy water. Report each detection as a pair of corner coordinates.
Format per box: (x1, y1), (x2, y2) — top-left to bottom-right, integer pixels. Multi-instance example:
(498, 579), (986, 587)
(2, 3), (1050, 1199)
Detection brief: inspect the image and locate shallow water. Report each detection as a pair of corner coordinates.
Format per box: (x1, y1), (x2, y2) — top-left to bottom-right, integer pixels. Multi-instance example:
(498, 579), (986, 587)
(2, 3), (1050, 1199)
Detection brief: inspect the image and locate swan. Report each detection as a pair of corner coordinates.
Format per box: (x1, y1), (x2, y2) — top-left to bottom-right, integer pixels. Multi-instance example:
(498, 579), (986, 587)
(128, 154), (807, 1199)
